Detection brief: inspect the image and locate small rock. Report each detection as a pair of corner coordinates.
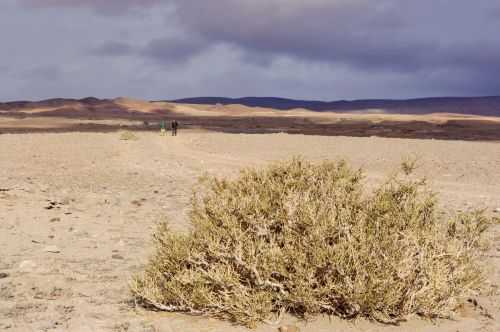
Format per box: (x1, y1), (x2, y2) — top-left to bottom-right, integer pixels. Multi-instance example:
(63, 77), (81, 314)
(0, 272), (9, 279)
(50, 217), (61, 223)
(75, 231), (89, 238)
(112, 254), (124, 260)
(279, 325), (300, 332)
(43, 245), (61, 254)
(494, 208), (500, 213)
(19, 260), (37, 272)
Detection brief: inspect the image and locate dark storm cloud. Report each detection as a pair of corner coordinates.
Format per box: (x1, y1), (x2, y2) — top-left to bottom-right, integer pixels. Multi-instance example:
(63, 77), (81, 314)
(19, 0), (500, 73)
(4, 0), (500, 100)
(171, 0), (416, 70)
(168, 1), (500, 73)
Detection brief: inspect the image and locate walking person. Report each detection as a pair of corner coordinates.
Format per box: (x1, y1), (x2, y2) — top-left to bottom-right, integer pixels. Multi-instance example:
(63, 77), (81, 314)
(171, 120), (179, 136)
(160, 120), (166, 136)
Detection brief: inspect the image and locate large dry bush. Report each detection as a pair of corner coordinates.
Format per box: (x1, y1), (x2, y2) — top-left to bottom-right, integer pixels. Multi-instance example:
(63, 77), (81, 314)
(131, 158), (492, 327)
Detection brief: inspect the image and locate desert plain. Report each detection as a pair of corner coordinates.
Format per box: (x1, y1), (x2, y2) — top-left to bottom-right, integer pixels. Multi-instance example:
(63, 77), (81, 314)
(1, 101), (500, 332)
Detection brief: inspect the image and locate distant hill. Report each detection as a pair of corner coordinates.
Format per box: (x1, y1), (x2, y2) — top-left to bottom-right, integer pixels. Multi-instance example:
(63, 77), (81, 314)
(3, 95), (500, 141)
(2, 96), (500, 117)
(171, 96), (500, 117)
(0, 97), (107, 111)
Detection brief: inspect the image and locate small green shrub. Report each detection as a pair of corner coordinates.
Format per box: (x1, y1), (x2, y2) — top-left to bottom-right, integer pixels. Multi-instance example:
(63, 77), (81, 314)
(131, 158), (492, 327)
(120, 130), (139, 141)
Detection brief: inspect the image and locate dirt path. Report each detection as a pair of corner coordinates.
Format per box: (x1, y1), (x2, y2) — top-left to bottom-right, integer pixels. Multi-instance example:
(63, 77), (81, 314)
(1, 131), (499, 331)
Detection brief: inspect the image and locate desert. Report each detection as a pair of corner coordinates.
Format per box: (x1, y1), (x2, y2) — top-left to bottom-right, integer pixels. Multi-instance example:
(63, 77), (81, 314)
(3, 1), (500, 331)
(1, 100), (500, 331)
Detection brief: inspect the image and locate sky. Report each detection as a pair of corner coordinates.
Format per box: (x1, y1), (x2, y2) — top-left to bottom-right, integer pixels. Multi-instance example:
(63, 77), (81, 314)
(1, 0), (500, 101)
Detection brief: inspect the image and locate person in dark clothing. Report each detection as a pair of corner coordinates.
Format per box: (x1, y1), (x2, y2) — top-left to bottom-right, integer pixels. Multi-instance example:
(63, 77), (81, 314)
(171, 120), (179, 136)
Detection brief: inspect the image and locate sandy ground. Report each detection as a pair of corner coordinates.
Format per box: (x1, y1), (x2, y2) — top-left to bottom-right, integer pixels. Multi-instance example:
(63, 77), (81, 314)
(1, 131), (499, 332)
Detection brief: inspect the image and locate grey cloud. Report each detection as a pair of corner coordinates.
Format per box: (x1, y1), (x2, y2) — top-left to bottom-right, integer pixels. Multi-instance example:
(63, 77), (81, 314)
(91, 35), (212, 65)
(169, 1), (500, 75)
(141, 35), (212, 65)
(21, 1), (500, 75)
(91, 41), (136, 57)
(169, 1), (417, 69)
(3, 0), (500, 100)
(29, 65), (63, 81)
(20, 0), (161, 15)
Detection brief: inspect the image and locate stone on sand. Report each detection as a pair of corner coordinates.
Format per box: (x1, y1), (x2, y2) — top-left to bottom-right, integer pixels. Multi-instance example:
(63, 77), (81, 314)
(19, 260), (38, 272)
(43, 245), (61, 253)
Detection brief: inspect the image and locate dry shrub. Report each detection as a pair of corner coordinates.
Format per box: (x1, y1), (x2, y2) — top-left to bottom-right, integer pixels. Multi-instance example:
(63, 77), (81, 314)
(401, 155), (419, 176)
(120, 130), (139, 141)
(131, 158), (492, 327)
